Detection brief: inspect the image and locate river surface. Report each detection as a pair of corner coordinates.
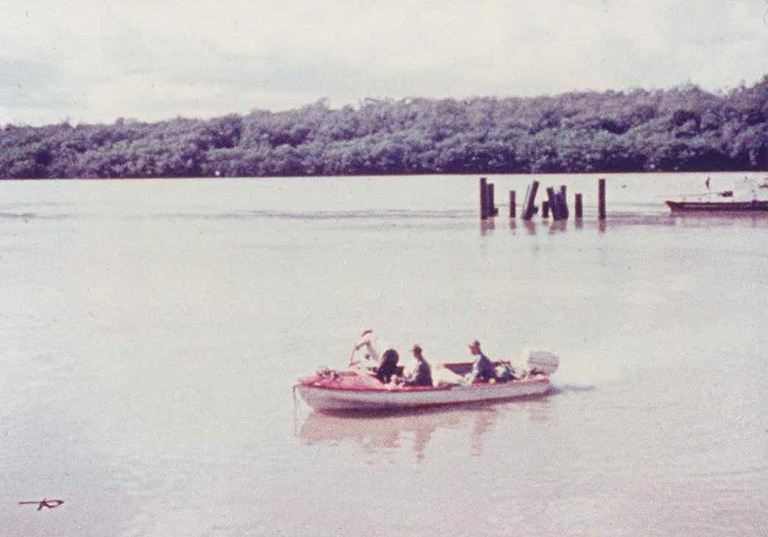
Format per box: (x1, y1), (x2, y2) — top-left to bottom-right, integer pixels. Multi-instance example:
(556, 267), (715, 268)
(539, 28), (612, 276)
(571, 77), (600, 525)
(1, 173), (766, 536)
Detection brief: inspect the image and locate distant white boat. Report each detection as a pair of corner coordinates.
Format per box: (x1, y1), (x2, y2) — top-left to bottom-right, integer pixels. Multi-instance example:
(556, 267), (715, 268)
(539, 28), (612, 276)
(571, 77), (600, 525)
(666, 199), (768, 212)
(666, 177), (768, 212)
(295, 351), (559, 412)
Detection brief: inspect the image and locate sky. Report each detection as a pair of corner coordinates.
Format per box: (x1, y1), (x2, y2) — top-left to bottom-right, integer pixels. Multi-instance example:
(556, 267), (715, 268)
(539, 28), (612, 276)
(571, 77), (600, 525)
(0, 0), (766, 126)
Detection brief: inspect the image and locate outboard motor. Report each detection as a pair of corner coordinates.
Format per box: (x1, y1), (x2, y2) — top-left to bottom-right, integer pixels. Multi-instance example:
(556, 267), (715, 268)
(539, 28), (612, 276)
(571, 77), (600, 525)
(526, 350), (559, 376)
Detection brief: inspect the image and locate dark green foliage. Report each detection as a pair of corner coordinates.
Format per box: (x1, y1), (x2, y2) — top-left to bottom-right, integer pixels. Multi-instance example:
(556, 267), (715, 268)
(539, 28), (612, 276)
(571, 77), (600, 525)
(1, 77), (765, 179)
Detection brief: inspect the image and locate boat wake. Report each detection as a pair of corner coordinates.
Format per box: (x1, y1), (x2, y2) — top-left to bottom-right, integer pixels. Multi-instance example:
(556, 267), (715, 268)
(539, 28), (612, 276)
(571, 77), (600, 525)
(548, 384), (596, 396)
(548, 350), (623, 393)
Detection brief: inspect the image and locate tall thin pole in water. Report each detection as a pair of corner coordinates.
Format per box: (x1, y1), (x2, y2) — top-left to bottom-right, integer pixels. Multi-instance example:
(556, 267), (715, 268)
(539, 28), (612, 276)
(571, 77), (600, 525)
(546, 187), (560, 220)
(559, 185), (569, 219)
(488, 182), (497, 217)
(479, 177), (488, 219)
(598, 178), (606, 220)
(522, 180), (540, 221)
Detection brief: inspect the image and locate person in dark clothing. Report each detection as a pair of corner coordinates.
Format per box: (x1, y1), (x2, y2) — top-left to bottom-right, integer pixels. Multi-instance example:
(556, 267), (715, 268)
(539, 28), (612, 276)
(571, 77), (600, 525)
(376, 349), (400, 383)
(468, 340), (495, 382)
(402, 345), (433, 387)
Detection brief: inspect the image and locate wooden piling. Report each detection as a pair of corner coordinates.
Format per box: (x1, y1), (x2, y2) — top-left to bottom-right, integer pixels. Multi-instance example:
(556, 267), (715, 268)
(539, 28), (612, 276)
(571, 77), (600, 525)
(546, 187), (560, 220)
(509, 191), (516, 218)
(542, 201), (550, 218)
(559, 185), (569, 219)
(598, 178), (606, 220)
(522, 180), (540, 221)
(488, 183), (498, 217)
(479, 177), (488, 219)
(556, 193), (567, 220)
(575, 193), (583, 219)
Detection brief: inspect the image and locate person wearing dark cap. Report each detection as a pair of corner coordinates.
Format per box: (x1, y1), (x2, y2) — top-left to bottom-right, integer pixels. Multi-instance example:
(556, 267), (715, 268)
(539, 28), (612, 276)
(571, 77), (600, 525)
(402, 345), (433, 387)
(468, 340), (495, 382)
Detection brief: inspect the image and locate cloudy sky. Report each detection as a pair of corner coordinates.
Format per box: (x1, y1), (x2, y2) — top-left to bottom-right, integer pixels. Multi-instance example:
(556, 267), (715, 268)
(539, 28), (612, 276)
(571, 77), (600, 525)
(1, 0), (766, 126)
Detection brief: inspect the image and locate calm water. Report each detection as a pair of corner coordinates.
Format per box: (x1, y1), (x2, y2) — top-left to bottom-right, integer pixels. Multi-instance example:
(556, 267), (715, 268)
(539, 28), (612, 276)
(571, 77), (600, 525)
(1, 173), (766, 536)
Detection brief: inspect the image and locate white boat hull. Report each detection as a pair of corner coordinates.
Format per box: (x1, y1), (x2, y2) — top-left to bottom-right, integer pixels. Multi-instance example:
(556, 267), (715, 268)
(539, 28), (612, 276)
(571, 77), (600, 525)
(297, 377), (551, 411)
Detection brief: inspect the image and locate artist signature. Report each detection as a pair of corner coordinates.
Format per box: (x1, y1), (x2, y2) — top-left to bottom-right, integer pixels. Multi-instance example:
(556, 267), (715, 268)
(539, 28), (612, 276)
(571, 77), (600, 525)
(18, 499), (64, 511)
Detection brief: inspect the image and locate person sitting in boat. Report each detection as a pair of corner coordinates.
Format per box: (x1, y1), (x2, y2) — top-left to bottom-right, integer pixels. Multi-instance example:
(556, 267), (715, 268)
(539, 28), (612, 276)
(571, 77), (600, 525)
(401, 345), (433, 387)
(376, 348), (401, 383)
(468, 340), (496, 382)
(349, 329), (383, 369)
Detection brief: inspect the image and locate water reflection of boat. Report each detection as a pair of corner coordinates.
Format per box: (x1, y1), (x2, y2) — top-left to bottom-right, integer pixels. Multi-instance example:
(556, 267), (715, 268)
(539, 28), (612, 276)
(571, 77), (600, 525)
(299, 406), (499, 460)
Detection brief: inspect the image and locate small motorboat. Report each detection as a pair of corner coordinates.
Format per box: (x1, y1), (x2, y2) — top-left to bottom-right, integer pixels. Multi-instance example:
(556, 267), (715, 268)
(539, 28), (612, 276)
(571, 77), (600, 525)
(295, 351), (559, 412)
(666, 199), (768, 212)
(666, 177), (768, 212)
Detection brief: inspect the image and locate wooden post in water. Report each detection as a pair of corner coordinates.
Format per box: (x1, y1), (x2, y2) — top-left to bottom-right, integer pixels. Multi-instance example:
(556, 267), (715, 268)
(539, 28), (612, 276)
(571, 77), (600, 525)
(509, 191), (516, 218)
(559, 185), (569, 219)
(522, 180), (540, 220)
(479, 177), (488, 219)
(598, 178), (606, 220)
(542, 201), (550, 218)
(555, 193), (568, 221)
(575, 193), (583, 219)
(488, 183), (498, 217)
(546, 187), (560, 220)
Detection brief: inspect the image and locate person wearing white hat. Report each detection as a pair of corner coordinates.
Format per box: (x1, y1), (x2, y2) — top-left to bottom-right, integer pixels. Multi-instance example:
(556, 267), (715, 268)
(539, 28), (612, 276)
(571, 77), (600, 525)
(350, 329), (384, 368)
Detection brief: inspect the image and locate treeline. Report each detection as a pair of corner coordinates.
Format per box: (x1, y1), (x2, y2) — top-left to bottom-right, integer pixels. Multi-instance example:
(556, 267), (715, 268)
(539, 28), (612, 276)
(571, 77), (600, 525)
(0, 76), (765, 179)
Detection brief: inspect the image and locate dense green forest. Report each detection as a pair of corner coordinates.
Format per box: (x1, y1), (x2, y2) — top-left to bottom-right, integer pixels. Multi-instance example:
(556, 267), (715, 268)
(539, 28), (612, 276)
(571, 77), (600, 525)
(0, 76), (765, 179)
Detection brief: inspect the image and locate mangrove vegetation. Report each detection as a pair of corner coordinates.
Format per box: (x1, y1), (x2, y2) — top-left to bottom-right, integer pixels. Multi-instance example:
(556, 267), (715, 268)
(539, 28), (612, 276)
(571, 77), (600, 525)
(0, 76), (765, 179)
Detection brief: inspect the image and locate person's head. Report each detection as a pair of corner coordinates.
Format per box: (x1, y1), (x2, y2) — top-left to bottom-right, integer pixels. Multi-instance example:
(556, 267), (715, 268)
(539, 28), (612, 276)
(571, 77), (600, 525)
(412, 345), (423, 359)
(382, 349), (399, 362)
(468, 340), (481, 355)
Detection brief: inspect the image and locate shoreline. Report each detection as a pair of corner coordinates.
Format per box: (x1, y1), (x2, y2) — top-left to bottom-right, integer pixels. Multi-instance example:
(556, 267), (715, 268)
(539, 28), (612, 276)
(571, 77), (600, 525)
(0, 170), (765, 182)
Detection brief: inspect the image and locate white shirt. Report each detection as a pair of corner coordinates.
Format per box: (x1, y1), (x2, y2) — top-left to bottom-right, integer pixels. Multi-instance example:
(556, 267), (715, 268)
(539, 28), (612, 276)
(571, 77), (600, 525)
(351, 331), (389, 367)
